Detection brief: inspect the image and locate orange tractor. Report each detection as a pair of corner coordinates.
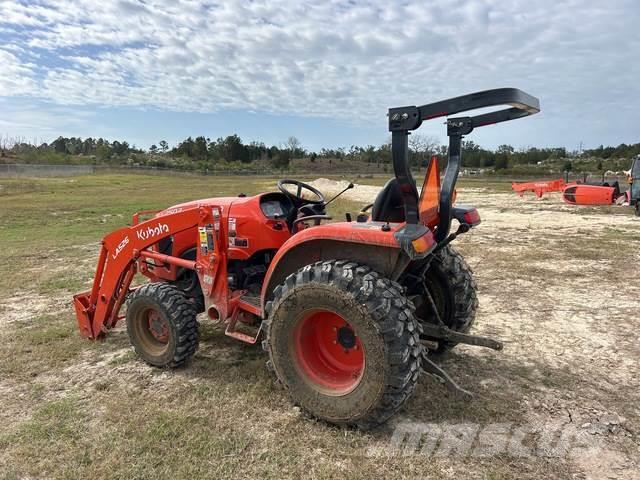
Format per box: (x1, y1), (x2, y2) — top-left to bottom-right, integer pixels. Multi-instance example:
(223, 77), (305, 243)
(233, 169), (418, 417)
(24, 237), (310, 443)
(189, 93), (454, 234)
(73, 88), (540, 428)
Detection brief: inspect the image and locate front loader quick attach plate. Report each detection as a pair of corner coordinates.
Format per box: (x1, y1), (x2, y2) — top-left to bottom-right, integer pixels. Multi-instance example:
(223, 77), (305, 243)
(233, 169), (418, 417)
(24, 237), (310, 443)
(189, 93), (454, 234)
(73, 292), (94, 339)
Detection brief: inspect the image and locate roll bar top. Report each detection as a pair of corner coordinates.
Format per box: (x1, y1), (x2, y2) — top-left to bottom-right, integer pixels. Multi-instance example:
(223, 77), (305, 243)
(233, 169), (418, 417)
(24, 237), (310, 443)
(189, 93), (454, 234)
(388, 88), (540, 244)
(388, 87), (540, 132)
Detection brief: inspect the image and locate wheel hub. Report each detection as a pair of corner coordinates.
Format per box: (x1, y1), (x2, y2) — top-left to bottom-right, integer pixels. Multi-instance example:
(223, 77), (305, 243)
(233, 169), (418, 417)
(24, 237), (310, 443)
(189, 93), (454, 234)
(293, 309), (364, 395)
(147, 310), (169, 343)
(337, 326), (356, 349)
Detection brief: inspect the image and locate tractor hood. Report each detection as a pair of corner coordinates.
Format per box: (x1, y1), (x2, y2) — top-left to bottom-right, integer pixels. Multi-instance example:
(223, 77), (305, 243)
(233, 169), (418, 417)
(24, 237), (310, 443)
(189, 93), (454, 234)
(159, 195), (256, 215)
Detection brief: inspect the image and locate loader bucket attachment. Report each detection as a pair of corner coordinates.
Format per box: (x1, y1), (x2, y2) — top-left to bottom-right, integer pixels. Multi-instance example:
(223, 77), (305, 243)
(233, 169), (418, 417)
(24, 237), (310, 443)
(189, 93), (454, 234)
(73, 291), (93, 339)
(419, 155), (440, 228)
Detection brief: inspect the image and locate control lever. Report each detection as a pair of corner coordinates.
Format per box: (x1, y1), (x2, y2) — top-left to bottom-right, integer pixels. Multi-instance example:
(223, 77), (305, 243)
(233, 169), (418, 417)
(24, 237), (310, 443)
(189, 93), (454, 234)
(324, 182), (354, 206)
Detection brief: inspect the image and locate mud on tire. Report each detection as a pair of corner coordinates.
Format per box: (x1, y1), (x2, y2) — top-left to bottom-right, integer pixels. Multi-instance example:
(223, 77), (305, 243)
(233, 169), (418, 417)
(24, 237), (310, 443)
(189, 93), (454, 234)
(263, 260), (422, 429)
(126, 282), (198, 368)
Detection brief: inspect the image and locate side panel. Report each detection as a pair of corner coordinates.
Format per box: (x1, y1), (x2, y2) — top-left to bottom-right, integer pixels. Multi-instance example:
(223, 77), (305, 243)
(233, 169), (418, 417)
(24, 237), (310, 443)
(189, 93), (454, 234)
(511, 179), (566, 198)
(142, 193), (292, 279)
(226, 199), (292, 260)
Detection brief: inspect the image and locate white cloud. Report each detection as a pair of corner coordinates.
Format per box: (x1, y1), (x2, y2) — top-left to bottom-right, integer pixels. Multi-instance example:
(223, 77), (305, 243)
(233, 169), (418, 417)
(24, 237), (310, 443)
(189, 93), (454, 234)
(0, 49), (37, 95)
(0, 98), (95, 139)
(0, 0), (639, 146)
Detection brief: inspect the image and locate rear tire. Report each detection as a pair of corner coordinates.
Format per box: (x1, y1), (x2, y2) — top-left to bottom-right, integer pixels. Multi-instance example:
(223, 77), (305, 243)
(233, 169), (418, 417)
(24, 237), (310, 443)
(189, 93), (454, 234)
(263, 260), (422, 429)
(126, 283), (198, 368)
(410, 246), (478, 354)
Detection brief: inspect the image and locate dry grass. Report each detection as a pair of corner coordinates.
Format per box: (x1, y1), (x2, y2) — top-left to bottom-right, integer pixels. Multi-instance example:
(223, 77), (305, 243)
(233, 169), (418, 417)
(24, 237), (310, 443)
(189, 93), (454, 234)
(0, 173), (638, 479)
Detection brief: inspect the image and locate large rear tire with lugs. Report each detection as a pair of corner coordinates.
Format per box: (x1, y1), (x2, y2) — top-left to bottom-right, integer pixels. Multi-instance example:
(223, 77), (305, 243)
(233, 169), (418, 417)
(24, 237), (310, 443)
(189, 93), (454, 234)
(409, 245), (478, 354)
(263, 260), (422, 429)
(126, 283), (198, 368)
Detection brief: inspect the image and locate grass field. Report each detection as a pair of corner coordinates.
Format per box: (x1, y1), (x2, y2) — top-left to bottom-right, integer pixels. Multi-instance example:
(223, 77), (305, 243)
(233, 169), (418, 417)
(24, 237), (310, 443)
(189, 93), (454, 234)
(0, 173), (638, 479)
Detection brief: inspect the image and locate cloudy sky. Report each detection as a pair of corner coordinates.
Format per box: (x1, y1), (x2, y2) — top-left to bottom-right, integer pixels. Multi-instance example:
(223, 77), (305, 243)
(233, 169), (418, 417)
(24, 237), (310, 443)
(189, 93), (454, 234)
(1, 0), (639, 151)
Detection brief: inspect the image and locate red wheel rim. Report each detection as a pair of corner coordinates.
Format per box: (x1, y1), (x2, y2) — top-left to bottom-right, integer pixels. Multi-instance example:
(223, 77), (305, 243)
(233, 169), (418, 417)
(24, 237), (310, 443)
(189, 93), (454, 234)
(292, 309), (365, 395)
(147, 309), (169, 343)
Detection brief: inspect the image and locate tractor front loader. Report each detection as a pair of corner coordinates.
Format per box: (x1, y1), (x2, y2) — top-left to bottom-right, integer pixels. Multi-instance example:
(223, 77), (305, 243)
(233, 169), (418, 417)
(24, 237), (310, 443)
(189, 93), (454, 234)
(74, 88), (540, 428)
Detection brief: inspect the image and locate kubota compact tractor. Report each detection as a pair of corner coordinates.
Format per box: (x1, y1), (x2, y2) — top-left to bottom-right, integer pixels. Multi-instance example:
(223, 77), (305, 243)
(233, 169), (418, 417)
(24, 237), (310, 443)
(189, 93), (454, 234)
(73, 88), (540, 428)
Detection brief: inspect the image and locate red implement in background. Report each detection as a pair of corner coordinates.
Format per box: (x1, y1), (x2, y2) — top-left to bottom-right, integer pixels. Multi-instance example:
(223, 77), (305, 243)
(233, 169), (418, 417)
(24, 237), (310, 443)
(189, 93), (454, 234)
(511, 179), (566, 198)
(562, 184), (616, 205)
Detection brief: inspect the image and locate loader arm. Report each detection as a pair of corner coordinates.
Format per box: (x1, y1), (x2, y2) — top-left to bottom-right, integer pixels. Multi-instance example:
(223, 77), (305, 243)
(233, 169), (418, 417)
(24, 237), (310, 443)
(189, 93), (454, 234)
(74, 205), (218, 339)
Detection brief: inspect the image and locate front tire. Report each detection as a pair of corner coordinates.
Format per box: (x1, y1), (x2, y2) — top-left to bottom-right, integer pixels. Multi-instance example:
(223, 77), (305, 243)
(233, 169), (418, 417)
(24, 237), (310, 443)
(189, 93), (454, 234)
(263, 260), (422, 429)
(126, 283), (198, 367)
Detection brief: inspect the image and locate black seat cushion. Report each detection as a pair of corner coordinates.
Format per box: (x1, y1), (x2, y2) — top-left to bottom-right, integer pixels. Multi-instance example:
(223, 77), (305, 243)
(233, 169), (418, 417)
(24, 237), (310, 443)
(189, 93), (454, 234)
(371, 179), (406, 222)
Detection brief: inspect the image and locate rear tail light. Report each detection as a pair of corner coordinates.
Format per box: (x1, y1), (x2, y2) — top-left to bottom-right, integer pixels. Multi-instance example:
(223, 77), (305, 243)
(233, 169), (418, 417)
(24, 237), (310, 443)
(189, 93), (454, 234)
(463, 209), (481, 226)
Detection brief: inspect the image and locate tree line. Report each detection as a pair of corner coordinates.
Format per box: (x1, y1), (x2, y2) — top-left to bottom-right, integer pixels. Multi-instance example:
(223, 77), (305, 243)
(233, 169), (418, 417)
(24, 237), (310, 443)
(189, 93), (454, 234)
(2, 133), (638, 172)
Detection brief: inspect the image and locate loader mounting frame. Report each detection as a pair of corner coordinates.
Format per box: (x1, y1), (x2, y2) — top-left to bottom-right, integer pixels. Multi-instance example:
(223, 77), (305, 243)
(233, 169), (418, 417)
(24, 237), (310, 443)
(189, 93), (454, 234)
(74, 205), (225, 339)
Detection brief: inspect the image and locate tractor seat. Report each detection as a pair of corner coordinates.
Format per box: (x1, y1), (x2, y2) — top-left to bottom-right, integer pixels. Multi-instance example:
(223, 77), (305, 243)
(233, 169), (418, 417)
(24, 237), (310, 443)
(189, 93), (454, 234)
(371, 178), (407, 223)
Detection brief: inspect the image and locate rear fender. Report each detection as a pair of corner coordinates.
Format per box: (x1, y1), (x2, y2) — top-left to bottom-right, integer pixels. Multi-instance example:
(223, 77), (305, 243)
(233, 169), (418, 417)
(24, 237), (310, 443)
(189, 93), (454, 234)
(261, 222), (407, 308)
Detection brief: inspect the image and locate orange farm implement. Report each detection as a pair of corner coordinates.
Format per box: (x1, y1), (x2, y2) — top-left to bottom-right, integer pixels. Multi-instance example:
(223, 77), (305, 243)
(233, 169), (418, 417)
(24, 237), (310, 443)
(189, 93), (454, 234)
(511, 178), (567, 197)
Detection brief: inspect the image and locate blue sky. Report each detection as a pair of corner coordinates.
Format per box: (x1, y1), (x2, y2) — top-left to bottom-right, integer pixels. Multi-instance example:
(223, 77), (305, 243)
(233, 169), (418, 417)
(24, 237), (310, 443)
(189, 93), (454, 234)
(0, 0), (639, 152)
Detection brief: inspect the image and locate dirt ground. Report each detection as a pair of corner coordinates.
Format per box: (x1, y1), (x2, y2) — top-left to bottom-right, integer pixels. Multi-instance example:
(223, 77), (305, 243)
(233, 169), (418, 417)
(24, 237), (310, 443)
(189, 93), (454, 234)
(315, 178), (640, 476)
(0, 174), (638, 479)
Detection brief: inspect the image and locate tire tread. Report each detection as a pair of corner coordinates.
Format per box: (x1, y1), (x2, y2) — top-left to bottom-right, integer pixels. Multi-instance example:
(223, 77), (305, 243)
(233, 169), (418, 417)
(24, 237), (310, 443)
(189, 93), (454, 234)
(263, 260), (422, 429)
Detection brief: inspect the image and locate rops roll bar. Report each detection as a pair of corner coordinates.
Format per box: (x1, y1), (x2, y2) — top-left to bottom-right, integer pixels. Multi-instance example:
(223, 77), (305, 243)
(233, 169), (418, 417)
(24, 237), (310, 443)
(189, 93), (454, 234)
(388, 88), (540, 242)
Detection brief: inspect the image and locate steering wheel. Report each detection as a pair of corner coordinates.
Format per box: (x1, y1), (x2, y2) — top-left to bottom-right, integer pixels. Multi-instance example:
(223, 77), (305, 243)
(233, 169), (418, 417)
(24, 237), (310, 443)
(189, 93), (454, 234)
(277, 179), (325, 206)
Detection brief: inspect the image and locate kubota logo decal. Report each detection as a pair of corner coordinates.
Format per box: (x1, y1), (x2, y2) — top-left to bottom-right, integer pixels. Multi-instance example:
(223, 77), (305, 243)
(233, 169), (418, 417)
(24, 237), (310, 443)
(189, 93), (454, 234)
(136, 222), (169, 240)
(112, 236), (129, 260)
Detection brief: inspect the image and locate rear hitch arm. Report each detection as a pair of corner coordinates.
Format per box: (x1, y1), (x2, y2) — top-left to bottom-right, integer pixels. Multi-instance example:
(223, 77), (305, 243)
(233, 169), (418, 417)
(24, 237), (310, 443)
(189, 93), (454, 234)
(419, 276), (504, 351)
(421, 323), (503, 351)
(420, 351), (473, 401)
